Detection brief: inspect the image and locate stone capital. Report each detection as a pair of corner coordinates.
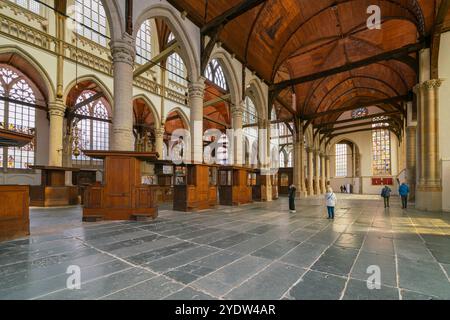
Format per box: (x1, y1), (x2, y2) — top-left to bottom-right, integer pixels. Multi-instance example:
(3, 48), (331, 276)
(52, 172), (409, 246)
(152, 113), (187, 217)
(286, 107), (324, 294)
(188, 77), (206, 100)
(48, 101), (66, 117)
(110, 33), (136, 66)
(422, 79), (443, 91)
(155, 127), (165, 138)
(231, 104), (244, 118)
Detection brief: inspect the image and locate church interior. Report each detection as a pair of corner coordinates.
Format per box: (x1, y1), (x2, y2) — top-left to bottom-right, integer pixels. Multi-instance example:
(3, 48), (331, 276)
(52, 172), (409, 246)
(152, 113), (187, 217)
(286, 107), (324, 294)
(0, 0), (449, 300)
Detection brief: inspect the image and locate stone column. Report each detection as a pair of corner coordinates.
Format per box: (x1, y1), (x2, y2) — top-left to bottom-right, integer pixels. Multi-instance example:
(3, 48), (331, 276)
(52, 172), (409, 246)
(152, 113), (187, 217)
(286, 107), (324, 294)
(307, 148), (314, 196)
(314, 150), (320, 195)
(48, 100), (65, 167)
(155, 127), (165, 160)
(325, 155), (331, 186)
(188, 77), (205, 163)
(293, 132), (306, 198)
(110, 34), (136, 151)
(320, 153), (326, 193)
(406, 125), (417, 201)
(416, 79), (443, 211)
(231, 103), (244, 166)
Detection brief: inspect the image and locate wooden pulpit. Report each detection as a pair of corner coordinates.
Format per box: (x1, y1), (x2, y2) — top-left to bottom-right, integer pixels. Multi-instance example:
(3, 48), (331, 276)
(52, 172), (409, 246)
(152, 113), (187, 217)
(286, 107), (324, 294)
(173, 164), (218, 212)
(218, 166), (253, 206)
(0, 128), (33, 241)
(29, 166), (80, 207)
(278, 167), (293, 195)
(82, 151), (159, 221)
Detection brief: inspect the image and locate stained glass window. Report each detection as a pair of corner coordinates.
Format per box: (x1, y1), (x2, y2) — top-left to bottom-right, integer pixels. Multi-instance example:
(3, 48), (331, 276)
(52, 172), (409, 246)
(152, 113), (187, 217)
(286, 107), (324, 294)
(335, 144), (347, 177)
(10, 0), (40, 14)
(352, 107), (369, 119)
(136, 19), (152, 65)
(372, 118), (391, 175)
(75, 0), (108, 46)
(0, 66), (36, 169)
(205, 59), (227, 91)
(72, 91), (110, 166)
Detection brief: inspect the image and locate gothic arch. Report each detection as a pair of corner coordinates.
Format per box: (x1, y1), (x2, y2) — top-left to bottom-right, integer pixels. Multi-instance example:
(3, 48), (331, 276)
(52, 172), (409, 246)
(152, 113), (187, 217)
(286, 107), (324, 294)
(132, 94), (161, 129)
(99, 0), (124, 42)
(209, 49), (241, 107)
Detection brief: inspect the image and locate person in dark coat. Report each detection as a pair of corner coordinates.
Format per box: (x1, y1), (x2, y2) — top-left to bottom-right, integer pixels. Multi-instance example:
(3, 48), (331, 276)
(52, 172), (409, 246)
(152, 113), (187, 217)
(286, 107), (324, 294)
(381, 185), (392, 208)
(288, 184), (297, 213)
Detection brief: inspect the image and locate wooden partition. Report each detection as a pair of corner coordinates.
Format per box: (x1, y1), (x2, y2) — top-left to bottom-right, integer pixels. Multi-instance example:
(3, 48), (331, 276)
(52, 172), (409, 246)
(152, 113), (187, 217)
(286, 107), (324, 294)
(218, 166), (253, 206)
(272, 173), (279, 200)
(173, 164), (218, 212)
(278, 167), (294, 195)
(29, 166), (79, 207)
(82, 151), (159, 221)
(0, 129), (33, 242)
(152, 162), (174, 203)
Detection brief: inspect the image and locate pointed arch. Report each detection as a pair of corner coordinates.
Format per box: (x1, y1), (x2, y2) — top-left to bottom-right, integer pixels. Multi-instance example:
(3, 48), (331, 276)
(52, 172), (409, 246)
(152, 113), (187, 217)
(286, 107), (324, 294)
(63, 75), (113, 112)
(209, 49), (240, 107)
(165, 106), (190, 132)
(132, 94), (161, 129)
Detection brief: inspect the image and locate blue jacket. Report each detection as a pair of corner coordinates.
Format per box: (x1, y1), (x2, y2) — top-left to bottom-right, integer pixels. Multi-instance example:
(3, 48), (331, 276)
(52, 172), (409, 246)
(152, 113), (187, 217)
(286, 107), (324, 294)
(399, 184), (410, 196)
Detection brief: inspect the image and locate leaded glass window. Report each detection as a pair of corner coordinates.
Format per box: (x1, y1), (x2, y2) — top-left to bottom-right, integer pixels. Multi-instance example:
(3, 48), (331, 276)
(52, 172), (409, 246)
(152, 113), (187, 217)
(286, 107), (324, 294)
(75, 0), (108, 46)
(287, 151), (293, 167)
(372, 118), (391, 175)
(335, 144), (347, 177)
(205, 59), (227, 91)
(352, 107), (369, 119)
(10, 0), (40, 14)
(167, 52), (187, 88)
(0, 66), (36, 169)
(72, 91), (110, 166)
(136, 19), (152, 65)
(279, 151), (285, 168)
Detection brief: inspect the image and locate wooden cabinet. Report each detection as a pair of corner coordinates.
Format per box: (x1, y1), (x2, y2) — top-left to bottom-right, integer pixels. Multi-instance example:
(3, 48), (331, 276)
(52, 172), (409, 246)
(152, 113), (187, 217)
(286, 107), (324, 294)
(173, 164), (218, 212)
(218, 166), (253, 206)
(278, 168), (293, 195)
(0, 185), (29, 242)
(29, 166), (80, 207)
(82, 151), (159, 221)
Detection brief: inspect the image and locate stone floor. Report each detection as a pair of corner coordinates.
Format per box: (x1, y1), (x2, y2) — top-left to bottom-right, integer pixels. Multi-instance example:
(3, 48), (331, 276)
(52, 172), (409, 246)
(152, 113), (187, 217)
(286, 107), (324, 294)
(1, 194), (449, 300)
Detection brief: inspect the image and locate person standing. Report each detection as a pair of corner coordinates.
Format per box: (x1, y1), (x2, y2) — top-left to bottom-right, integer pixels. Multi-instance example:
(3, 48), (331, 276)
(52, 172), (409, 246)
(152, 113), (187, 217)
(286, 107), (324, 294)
(288, 184), (297, 213)
(399, 182), (410, 209)
(381, 185), (392, 208)
(325, 187), (337, 219)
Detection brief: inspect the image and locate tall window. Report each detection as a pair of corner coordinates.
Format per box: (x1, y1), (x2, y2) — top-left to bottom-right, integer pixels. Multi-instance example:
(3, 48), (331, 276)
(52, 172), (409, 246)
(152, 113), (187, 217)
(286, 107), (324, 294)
(279, 151), (285, 168)
(205, 59), (227, 91)
(372, 121), (391, 175)
(243, 96), (259, 165)
(335, 144), (347, 177)
(75, 0), (107, 46)
(167, 53), (187, 88)
(287, 151), (293, 167)
(0, 66), (37, 169)
(72, 91), (110, 166)
(10, 0), (40, 14)
(136, 20), (152, 65)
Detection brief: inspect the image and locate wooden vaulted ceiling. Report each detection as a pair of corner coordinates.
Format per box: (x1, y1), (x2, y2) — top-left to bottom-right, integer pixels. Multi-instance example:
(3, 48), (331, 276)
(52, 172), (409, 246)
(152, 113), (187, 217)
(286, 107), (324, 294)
(167, 0), (449, 130)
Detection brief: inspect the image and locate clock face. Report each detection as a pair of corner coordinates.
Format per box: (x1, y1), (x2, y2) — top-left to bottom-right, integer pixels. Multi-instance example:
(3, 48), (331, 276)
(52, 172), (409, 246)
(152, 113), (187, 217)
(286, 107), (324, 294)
(351, 107), (369, 119)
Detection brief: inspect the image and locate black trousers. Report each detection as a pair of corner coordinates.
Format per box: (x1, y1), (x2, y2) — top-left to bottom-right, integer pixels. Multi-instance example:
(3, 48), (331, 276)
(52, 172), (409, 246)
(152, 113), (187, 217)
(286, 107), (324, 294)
(289, 197), (295, 211)
(401, 196), (408, 209)
(384, 197), (390, 208)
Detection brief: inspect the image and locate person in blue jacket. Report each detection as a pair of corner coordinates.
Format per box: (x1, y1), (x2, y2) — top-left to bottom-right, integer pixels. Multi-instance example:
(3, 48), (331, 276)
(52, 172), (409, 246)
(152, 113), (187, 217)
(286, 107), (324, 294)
(399, 182), (410, 209)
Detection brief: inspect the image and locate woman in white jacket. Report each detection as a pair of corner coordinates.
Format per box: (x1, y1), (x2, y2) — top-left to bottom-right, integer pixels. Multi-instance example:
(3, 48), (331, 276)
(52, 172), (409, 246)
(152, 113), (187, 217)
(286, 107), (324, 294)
(325, 187), (337, 219)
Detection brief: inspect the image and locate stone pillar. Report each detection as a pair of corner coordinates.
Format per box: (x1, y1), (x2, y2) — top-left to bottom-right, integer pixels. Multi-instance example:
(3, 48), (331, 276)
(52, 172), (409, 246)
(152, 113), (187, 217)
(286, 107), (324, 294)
(325, 155), (331, 186)
(406, 125), (417, 201)
(293, 132), (306, 198)
(306, 148), (314, 196)
(320, 153), (326, 193)
(155, 127), (165, 160)
(231, 103), (244, 166)
(110, 34), (136, 151)
(188, 78), (205, 163)
(314, 150), (320, 195)
(48, 100), (65, 167)
(416, 79), (443, 211)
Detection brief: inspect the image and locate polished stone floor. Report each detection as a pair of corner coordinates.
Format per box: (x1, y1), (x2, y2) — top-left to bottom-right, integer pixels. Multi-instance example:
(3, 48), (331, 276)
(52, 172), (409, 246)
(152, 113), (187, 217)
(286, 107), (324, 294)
(1, 195), (449, 300)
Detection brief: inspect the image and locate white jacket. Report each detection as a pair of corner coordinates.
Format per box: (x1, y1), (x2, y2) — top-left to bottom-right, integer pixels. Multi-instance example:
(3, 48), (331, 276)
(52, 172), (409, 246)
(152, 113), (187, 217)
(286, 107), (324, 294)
(325, 192), (337, 207)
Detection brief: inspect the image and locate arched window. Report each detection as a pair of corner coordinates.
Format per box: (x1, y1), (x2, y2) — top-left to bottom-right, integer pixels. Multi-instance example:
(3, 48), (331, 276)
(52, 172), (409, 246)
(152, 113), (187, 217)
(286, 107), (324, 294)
(136, 20), (152, 65)
(75, 0), (107, 46)
(166, 33), (187, 90)
(287, 151), (293, 167)
(243, 96), (258, 166)
(0, 66), (37, 169)
(279, 151), (285, 168)
(11, 0), (40, 14)
(205, 59), (227, 91)
(335, 144), (347, 177)
(372, 117), (391, 175)
(352, 107), (369, 119)
(72, 91), (110, 166)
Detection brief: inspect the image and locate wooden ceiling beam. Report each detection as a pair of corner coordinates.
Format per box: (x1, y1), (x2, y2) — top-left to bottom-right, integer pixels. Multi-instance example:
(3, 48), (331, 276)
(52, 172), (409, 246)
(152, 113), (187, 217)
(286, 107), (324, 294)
(314, 110), (402, 128)
(320, 119), (397, 133)
(203, 115), (230, 129)
(302, 95), (409, 121)
(201, 0), (267, 35)
(134, 40), (179, 78)
(70, 92), (104, 114)
(431, 0), (450, 78)
(270, 42), (426, 93)
(204, 94), (231, 107)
